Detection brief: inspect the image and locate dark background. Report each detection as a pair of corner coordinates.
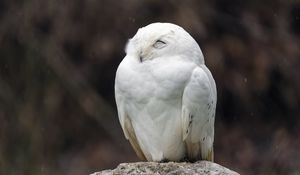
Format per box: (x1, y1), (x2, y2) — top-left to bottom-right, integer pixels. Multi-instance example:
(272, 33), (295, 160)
(0, 0), (300, 175)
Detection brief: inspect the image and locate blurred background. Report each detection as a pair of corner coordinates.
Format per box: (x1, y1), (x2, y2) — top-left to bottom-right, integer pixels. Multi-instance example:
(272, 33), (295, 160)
(0, 0), (300, 174)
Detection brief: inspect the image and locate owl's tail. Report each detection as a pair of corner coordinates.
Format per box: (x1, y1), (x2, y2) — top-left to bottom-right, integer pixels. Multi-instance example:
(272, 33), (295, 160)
(185, 136), (214, 162)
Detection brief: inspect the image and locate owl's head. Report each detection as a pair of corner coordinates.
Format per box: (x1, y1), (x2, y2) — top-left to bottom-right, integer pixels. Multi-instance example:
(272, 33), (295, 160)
(125, 23), (204, 64)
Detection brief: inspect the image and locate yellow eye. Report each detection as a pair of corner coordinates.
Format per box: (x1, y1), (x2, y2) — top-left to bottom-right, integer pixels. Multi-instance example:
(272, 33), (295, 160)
(153, 40), (167, 49)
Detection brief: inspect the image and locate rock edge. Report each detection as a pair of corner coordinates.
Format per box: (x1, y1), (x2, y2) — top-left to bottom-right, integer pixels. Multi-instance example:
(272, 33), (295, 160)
(91, 161), (240, 175)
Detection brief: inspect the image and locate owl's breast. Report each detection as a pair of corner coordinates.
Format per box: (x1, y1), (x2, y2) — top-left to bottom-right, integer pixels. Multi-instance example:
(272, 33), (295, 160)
(148, 57), (196, 100)
(116, 55), (196, 103)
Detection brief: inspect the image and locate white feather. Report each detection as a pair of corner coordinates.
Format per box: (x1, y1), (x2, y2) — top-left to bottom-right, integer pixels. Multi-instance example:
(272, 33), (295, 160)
(181, 65), (216, 160)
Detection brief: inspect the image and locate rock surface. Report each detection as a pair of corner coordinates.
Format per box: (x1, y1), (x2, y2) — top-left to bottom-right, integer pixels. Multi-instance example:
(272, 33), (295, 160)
(91, 161), (240, 175)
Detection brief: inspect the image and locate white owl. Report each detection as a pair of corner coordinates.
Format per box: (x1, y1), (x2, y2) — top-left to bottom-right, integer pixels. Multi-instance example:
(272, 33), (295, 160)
(115, 23), (217, 162)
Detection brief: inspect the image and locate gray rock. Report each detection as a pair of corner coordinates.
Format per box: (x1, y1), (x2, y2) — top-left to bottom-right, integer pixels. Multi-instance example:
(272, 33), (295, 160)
(91, 161), (240, 175)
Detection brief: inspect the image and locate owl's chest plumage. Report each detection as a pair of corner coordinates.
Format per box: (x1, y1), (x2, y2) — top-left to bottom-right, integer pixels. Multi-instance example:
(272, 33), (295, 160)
(116, 56), (196, 103)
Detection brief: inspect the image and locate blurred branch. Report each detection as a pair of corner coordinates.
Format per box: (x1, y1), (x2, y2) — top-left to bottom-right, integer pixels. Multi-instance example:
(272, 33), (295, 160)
(0, 78), (14, 106)
(43, 43), (125, 146)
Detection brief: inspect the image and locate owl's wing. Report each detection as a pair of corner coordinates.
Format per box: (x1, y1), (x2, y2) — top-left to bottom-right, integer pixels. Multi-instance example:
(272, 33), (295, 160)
(115, 87), (147, 160)
(181, 65), (216, 161)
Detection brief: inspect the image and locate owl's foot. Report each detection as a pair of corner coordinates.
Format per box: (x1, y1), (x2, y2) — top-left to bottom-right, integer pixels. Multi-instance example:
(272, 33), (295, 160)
(159, 158), (169, 163)
(179, 157), (191, 162)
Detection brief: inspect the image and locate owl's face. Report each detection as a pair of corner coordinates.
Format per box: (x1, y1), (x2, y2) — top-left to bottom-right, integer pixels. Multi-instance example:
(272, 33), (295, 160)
(125, 23), (203, 64)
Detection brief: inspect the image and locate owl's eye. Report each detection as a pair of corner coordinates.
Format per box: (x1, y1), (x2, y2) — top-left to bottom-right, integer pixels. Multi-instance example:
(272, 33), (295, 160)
(153, 40), (167, 49)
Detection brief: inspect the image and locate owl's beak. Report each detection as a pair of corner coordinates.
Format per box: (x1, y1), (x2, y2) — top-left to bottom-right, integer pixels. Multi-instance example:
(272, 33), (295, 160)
(139, 48), (151, 62)
(139, 53), (144, 62)
(139, 50), (146, 62)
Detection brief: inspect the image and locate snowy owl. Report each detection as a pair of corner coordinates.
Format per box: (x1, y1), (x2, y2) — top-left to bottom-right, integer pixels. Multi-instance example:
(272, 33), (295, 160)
(115, 22), (217, 162)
